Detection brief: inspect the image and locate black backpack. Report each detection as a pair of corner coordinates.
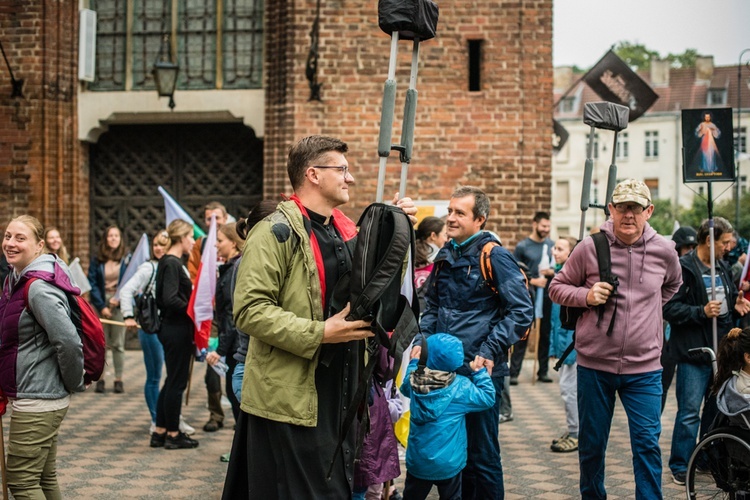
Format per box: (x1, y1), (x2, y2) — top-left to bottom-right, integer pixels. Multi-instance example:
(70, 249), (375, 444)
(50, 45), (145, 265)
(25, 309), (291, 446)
(555, 232), (615, 370)
(327, 202), (419, 477)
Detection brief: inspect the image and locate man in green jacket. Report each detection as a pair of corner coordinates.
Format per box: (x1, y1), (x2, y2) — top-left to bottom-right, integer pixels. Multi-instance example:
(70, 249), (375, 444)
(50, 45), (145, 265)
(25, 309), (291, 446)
(223, 135), (416, 499)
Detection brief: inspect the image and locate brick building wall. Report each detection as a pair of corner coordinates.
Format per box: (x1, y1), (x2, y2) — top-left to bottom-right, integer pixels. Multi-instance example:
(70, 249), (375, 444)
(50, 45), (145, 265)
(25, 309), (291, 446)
(263, 0), (553, 246)
(0, 1), (87, 256)
(0, 0), (552, 261)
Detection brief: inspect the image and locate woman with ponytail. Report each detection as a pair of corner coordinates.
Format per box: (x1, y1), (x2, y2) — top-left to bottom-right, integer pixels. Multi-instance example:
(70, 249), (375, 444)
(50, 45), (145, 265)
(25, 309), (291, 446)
(714, 327), (750, 429)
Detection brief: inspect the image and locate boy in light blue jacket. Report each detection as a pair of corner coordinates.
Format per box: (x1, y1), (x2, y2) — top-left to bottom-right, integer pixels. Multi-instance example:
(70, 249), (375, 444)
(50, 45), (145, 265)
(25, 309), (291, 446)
(400, 333), (495, 500)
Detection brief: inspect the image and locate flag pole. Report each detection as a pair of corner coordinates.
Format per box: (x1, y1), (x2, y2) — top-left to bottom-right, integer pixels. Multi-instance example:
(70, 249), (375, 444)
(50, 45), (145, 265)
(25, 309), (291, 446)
(0, 415), (8, 500)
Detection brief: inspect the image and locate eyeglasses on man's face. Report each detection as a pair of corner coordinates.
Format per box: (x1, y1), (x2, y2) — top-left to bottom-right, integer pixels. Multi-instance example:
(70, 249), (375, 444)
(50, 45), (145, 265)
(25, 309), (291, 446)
(613, 203), (646, 215)
(313, 165), (350, 178)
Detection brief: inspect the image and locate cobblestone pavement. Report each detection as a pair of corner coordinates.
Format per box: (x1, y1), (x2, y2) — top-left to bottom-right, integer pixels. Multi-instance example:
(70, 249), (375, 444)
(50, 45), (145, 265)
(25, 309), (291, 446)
(1, 353), (696, 499)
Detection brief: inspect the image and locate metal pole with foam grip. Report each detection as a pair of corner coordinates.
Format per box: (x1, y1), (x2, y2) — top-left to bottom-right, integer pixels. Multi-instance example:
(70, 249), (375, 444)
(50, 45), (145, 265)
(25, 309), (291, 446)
(376, 32), (400, 203)
(398, 38), (420, 199)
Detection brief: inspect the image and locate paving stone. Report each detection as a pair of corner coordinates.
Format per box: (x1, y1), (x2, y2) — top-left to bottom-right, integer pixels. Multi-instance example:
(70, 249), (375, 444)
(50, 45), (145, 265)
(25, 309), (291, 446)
(0, 354), (698, 499)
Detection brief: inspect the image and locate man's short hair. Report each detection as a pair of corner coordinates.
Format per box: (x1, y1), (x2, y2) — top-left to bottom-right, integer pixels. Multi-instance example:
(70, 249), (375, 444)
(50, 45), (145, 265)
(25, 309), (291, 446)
(697, 217), (733, 245)
(451, 186), (490, 229)
(533, 211), (550, 224)
(204, 201), (227, 216)
(287, 135), (348, 190)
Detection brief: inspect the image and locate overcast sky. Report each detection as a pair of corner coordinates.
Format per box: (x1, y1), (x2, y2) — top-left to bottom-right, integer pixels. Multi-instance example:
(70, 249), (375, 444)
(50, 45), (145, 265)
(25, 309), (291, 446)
(554, 0), (750, 68)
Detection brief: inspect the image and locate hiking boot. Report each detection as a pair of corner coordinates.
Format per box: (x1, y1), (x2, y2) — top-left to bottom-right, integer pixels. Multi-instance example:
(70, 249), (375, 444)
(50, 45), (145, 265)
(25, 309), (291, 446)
(537, 374), (553, 383)
(203, 418), (224, 432)
(179, 416), (196, 435)
(672, 472), (686, 486)
(551, 435), (578, 452)
(150, 432), (166, 448)
(95, 380), (105, 393)
(509, 377), (519, 386)
(499, 413), (514, 424)
(165, 432), (199, 450)
(114, 381), (124, 393)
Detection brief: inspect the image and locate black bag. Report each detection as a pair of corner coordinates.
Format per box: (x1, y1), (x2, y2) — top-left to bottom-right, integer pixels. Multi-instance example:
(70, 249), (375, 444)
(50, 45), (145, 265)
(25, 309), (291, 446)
(135, 263), (161, 334)
(346, 202), (420, 367)
(327, 202), (419, 478)
(378, 0), (439, 41)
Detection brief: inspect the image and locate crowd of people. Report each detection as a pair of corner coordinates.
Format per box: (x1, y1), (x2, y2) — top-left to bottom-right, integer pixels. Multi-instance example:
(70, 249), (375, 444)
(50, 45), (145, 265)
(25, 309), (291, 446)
(2, 135), (750, 499)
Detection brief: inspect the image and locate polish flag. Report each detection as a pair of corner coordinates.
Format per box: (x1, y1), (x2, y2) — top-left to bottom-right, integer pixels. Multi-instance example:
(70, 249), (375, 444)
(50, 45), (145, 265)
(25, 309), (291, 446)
(188, 215), (217, 353)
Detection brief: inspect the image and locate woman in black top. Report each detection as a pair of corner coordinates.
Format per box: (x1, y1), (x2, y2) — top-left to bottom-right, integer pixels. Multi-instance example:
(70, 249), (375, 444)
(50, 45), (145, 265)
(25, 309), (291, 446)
(150, 219), (199, 450)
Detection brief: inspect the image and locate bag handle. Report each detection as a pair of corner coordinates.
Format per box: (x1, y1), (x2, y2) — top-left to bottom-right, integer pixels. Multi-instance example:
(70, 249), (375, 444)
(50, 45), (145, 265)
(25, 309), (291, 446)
(143, 262), (157, 296)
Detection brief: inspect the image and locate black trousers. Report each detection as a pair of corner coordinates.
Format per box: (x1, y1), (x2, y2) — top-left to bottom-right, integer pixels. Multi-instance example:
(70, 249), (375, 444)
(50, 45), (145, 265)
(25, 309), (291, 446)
(156, 321), (194, 432)
(403, 471), (461, 500)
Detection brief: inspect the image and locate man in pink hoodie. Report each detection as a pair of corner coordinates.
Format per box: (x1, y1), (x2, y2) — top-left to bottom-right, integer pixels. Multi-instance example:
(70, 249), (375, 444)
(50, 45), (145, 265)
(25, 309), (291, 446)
(549, 179), (682, 500)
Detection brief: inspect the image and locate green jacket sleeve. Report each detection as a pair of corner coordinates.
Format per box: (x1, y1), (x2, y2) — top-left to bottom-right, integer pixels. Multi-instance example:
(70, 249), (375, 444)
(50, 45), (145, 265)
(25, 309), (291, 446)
(233, 219), (325, 360)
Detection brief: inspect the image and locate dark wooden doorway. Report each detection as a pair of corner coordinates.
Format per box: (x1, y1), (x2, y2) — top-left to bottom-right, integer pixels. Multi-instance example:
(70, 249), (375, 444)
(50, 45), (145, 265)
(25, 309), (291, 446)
(89, 122), (263, 250)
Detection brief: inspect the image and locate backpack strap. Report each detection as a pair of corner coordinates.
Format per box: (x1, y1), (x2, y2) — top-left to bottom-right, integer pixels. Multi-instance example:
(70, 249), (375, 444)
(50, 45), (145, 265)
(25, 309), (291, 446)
(23, 277), (39, 312)
(479, 241), (500, 295)
(591, 232), (616, 336)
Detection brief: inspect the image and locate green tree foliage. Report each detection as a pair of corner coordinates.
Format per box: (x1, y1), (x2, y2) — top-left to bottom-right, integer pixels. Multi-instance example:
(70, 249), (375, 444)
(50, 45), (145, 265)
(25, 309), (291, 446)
(673, 192), (750, 239)
(611, 42), (699, 71)
(665, 48), (699, 69)
(613, 41), (660, 71)
(649, 198), (680, 236)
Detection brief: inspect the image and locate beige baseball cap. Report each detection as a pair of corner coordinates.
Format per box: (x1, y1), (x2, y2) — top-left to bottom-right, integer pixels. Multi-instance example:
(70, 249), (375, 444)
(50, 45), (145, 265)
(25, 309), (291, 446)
(611, 179), (651, 208)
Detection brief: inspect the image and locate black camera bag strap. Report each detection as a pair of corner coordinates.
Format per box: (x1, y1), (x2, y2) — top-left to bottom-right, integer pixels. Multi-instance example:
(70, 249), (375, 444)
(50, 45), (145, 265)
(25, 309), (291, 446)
(555, 232), (613, 370)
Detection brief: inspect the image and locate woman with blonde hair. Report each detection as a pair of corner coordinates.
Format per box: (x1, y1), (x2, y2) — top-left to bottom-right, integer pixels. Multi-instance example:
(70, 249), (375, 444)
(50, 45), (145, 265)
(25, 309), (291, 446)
(43, 227), (70, 264)
(88, 225), (131, 394)
(0, 215), (85, 498)
(118, 229), (195, 436)
(150, 219), (199, 449)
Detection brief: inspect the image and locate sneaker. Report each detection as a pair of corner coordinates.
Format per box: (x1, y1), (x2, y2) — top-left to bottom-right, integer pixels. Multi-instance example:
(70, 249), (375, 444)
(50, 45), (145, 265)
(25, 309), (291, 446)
(114, 381), (124, 393)
(537, 375), (553, 383)
(220, 452), (231, 462)
(390, 489), (403, 500)
(203, 418), (224, 432)
(150, 432), (166, 448)
(165, 432), (199, 450)
(509, 377), (519, 386)
(179, 416), (196, 435)
(672, 472), (686, 486)
(551, 435), (578, 452)
(551, 432), (569, 446)
(149, 421), (156, 435)
(95, 380), (105, 393)
(499, 413), (514, 424)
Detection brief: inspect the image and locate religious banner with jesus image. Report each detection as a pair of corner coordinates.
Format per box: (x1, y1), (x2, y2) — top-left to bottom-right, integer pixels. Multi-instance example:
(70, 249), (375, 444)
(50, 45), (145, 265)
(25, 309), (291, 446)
(681, 108), (735, 183)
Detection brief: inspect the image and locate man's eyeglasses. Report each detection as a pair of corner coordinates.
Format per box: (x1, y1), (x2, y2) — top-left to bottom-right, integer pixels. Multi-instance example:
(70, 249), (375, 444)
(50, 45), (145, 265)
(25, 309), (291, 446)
(613, 203), (646, 215)
(313, 165), (350, 178)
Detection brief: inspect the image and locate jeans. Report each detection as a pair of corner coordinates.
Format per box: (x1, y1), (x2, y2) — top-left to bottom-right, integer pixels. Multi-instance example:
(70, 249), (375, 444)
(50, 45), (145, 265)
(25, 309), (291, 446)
(139, 329), (164, 422)
(577, 366), (662, 500)
(559, 363), (578, 434)
(462, 375), (504, 500)
(669, 362), (712, 475)
(232, 360), (245, 402)
(7, 407), (68, 500)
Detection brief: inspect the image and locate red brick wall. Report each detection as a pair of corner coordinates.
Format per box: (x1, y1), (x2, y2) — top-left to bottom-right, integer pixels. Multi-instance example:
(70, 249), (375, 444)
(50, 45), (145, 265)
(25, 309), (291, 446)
(0, 1), (87, 258)
(263, 0), (553, 246)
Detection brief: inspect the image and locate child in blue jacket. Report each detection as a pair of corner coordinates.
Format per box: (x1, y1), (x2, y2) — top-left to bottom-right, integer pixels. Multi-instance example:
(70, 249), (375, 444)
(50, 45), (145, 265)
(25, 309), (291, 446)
(400, 333), (495, 500)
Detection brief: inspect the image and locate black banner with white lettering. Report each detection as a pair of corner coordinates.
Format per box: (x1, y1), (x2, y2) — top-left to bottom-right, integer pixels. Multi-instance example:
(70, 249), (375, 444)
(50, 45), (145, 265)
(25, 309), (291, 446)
(583, 50), (659, 122)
